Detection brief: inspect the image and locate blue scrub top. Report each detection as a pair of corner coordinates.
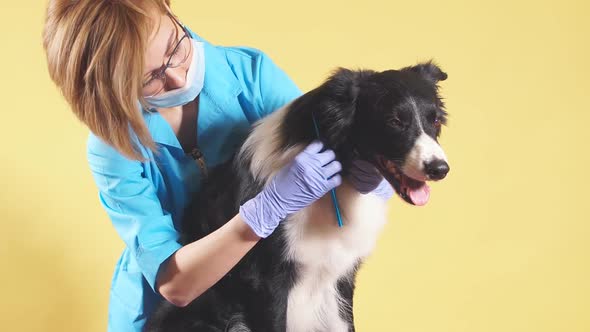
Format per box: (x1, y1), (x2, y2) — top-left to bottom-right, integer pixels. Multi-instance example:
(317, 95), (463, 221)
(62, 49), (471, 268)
(86, 29), (302, 332)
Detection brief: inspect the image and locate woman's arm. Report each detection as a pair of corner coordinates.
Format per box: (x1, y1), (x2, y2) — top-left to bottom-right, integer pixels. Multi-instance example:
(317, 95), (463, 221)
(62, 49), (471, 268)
(157, 140), (344, 307)
(88, 134), (261, 308)
(156, 213), (259, 307)
(225, 47), (303, 122)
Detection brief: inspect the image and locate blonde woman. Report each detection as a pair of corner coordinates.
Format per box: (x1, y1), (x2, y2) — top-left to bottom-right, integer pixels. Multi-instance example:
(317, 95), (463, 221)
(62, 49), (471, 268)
(43, 1), (389, 330)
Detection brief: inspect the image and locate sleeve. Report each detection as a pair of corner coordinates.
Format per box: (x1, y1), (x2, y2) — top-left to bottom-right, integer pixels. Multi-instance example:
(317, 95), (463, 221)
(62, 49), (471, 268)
(256, 51), (303, 119)
(225, 46), (303, 123)
(87, 135), (182, 294)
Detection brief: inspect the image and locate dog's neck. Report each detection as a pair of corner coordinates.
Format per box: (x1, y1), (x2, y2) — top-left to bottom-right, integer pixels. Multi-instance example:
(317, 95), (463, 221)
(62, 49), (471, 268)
(238, 102), (360, 185)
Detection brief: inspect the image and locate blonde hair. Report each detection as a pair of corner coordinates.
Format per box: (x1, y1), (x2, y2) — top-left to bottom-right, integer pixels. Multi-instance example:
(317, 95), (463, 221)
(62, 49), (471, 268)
(43, 0), (172, 161)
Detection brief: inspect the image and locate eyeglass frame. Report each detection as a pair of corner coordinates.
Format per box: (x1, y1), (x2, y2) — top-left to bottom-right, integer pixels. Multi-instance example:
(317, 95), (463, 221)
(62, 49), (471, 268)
(141, 13), (192, 98)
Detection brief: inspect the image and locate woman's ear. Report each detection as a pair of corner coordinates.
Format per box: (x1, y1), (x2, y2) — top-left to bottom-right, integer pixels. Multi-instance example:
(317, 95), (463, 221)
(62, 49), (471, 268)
(404, 60), (448, 84)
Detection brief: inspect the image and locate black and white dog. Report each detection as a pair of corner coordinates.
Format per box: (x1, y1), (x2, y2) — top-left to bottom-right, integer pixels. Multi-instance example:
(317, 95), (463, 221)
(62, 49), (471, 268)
(144, 61), (450, 332)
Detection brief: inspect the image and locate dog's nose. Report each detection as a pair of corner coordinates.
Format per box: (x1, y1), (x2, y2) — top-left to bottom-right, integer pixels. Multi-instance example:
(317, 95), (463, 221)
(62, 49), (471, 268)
(424, 159), (450, 180)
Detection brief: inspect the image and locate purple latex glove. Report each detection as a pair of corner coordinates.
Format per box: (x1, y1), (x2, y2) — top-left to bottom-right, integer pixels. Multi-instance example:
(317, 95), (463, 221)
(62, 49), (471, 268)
(348, 159), (395, 200)
(239, 140), (342, 238)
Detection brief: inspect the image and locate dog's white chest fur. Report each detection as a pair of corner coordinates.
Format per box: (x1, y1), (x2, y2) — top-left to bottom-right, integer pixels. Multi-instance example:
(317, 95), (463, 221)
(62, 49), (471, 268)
(283, 181), (387, 332)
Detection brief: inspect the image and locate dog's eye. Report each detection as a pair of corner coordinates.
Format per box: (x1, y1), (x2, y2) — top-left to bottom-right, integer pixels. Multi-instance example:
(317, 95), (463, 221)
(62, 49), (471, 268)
(388, 115), (406, 130)
(434, 118), (442, 137)
(434, 118), (441, 128)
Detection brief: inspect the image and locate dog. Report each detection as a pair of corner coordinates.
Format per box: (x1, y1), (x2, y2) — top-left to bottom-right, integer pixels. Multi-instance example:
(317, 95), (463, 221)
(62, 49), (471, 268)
(144, 61), (450, 332)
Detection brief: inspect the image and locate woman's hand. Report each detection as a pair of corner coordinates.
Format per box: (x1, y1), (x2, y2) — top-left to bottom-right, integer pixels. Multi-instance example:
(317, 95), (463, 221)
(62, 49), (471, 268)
(348, 159), (395, 200)
(239, 140), (342, 238)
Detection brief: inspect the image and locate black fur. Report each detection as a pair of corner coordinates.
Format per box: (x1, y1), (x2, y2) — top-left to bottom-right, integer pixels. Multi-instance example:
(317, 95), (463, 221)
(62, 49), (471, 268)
(144, 61), (448, 332)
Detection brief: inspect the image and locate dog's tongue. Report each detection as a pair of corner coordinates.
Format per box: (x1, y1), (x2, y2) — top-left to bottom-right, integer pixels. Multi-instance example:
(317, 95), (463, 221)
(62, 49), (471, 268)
(408, 182), (431, 206)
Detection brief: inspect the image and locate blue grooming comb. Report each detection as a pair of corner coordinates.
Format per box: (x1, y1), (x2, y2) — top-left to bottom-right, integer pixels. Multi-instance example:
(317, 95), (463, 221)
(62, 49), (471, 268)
(311, 113), (344, 228)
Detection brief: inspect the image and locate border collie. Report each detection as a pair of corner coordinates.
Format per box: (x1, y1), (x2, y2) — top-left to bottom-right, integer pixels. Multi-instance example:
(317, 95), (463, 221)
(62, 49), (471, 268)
(144, 61), (450, 332)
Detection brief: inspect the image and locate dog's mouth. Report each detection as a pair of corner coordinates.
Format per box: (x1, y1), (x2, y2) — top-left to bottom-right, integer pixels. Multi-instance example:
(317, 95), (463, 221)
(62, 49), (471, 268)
(374, 155), (430, 206)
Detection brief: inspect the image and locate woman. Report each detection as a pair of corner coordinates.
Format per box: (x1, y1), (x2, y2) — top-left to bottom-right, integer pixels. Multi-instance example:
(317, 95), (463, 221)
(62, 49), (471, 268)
(43, 1), (390, 331)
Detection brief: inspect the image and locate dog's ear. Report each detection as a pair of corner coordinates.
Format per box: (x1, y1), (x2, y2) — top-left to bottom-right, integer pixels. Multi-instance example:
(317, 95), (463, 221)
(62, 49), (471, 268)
(404, 60), (448, 84)
(314, 68), (375, 149)
(317, 68), (364, 143)
(282, 68), (374, 152)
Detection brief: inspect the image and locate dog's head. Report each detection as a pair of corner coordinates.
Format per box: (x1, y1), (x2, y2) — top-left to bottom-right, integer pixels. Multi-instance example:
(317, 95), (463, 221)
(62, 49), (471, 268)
(282, 61), (450, 206)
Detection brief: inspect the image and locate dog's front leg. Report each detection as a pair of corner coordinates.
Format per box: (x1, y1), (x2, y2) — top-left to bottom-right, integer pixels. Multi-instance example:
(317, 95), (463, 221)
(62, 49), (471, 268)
(337, 263), (361, 332)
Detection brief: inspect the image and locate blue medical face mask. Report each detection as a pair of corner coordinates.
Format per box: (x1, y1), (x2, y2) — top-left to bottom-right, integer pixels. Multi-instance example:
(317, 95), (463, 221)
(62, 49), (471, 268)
(144, 39), (205, 108)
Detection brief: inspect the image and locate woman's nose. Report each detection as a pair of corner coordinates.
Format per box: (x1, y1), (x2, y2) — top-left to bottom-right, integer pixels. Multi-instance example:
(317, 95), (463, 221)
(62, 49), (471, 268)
(164, 66), (187, 91)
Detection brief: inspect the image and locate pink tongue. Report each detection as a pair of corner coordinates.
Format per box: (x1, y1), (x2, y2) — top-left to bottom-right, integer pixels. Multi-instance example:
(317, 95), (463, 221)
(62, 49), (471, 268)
(408, 183), (431, 206)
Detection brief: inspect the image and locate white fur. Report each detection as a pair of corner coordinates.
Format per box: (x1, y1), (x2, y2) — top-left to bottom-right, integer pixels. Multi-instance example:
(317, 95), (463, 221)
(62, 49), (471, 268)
(240, 104), (299, 185)
(239, 105), (388, 332)
(405, 96), (448, 181)
(284, 183), (387, 332)
(403, 132), (448, 181)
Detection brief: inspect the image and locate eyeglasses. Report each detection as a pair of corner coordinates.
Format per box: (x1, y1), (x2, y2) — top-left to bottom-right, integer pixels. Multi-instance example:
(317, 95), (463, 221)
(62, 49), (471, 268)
(141, 14), (192, 98)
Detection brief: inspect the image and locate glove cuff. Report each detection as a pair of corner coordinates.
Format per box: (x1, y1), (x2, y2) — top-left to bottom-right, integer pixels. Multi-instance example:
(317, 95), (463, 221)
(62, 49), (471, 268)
(239, 189), (286, 238)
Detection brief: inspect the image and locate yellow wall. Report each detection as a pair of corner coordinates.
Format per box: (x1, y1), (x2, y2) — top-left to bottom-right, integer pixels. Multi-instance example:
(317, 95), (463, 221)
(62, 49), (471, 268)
(1, 0), (588, 331)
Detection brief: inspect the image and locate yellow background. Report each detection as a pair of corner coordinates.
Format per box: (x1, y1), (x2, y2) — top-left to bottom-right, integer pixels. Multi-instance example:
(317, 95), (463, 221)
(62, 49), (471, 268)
(1, 0), (588, 331)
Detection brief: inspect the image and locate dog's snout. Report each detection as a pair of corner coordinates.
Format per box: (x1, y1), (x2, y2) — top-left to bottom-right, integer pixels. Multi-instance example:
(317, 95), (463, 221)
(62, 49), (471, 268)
(424, 159), (449, 180)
